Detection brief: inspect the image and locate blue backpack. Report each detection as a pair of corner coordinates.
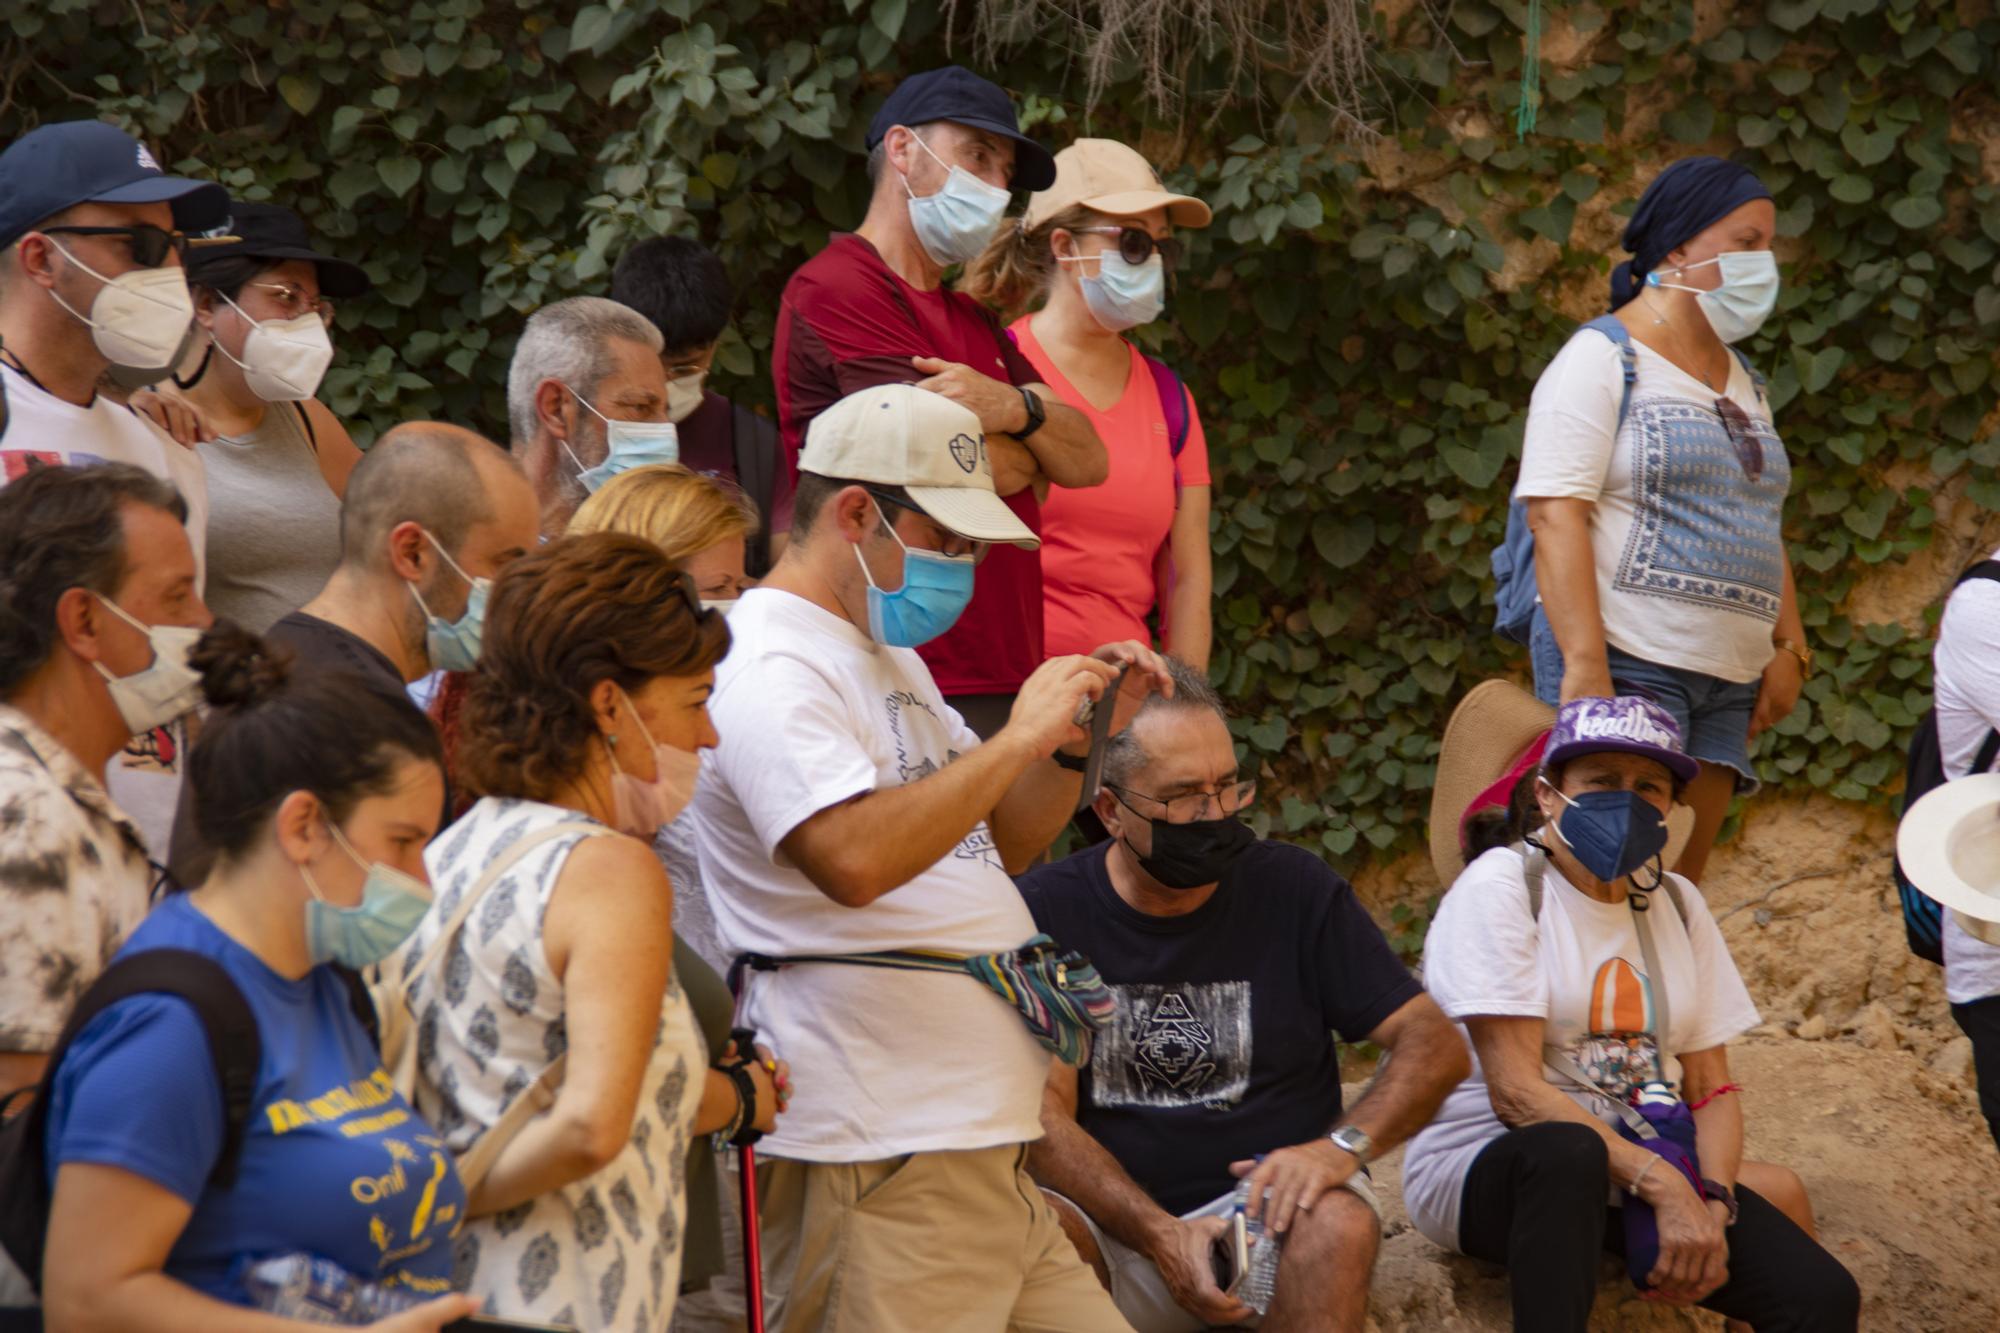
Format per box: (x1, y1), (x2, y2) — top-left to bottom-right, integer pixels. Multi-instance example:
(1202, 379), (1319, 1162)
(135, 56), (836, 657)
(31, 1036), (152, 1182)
(1489, 317), (1765, 644)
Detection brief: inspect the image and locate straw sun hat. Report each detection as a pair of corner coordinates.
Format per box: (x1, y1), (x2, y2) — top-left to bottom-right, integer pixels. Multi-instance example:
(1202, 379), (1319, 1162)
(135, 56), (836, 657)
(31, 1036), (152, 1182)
(1428, 679), (1696, 886)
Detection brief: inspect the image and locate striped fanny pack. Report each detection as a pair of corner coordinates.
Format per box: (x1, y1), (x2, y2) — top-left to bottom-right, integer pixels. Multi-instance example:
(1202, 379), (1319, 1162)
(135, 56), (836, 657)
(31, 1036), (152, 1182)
(732, 933), (1116, 1066)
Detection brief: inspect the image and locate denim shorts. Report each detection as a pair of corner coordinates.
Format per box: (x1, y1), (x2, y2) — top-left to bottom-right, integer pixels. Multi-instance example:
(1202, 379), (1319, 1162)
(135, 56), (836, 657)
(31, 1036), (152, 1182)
(1528, 607), (1761, 793)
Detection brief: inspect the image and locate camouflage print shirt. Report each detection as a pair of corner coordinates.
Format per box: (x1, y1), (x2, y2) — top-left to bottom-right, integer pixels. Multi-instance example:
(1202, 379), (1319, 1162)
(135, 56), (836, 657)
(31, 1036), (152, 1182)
(0, 704), (152, 1054)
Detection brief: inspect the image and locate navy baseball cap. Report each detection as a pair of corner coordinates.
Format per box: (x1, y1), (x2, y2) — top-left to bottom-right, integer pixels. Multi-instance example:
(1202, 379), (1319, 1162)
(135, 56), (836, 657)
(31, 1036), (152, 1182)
(0, 120), (229, 251)
(866, 66), (1056, 193)
(187, 201), (372, 299)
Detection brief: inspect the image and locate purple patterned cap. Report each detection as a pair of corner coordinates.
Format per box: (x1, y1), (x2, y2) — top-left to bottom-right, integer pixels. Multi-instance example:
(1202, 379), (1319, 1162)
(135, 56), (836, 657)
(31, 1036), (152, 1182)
(1543, 695), (1700, 786)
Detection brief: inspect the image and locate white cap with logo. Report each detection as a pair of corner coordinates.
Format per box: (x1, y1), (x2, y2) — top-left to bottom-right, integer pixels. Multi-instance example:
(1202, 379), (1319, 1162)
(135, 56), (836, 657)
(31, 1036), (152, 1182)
(799, 384), (1040, 549)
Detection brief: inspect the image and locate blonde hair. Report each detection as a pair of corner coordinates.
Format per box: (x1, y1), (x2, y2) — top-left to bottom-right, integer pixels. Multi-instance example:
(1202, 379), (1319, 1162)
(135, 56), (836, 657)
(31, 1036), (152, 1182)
(959, 204), (1103, 319)
(565, 463), (757, 562)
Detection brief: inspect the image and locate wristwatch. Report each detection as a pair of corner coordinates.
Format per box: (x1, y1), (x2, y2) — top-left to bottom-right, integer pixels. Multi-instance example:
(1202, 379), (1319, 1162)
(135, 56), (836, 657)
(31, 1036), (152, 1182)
(1772, 637), (1812, 677)
(1700, 1177), (1740, 1226)
(1014, 386), (1046, 440)
(1328, 1125), (1374, 1165)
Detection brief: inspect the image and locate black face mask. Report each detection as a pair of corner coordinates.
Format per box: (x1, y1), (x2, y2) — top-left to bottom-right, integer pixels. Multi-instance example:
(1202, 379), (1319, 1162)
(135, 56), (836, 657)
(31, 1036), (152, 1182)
(1125, 811), (1257, 890)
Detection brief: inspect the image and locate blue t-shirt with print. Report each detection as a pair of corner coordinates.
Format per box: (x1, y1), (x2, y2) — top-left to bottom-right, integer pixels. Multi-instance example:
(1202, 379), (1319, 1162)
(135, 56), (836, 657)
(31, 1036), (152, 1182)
(43, 893), (466, 1304)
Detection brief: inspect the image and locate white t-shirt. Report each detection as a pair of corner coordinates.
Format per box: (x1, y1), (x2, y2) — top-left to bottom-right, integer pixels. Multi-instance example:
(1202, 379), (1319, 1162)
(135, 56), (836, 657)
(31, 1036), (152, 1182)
(1516, 329), (1789, 684)
(692, 586), (1048, 1162)
(1401, 847), (1760, 1251)
(1931, 549), (2000, 1003)
(0, 363), (209, 860)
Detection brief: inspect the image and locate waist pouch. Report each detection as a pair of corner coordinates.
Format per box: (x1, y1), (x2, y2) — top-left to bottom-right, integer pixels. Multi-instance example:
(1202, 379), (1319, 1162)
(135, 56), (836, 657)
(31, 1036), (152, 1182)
(733, 933), (1115, 1065)
(1615, 1096), (1703, 1290)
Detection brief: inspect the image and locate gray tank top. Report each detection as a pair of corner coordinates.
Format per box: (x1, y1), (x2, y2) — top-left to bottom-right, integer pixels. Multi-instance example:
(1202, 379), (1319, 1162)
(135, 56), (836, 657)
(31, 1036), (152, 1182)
(197, 402), (342, 634)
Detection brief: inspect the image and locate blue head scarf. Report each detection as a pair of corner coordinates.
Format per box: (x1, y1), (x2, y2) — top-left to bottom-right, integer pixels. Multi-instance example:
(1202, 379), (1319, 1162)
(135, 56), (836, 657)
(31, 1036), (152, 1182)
(1610, 156), (1773, 310)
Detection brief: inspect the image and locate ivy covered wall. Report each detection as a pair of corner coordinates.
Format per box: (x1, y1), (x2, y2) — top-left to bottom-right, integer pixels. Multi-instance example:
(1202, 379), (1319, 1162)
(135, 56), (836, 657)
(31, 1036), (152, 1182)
(7, 0), (1996, 874)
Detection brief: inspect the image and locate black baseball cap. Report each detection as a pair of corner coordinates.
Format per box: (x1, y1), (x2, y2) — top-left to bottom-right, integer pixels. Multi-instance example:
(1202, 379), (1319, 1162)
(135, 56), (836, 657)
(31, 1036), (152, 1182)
(186, 201), (372, 299)
(865, 66), (1056, 193)
(0, 120), (228, 251)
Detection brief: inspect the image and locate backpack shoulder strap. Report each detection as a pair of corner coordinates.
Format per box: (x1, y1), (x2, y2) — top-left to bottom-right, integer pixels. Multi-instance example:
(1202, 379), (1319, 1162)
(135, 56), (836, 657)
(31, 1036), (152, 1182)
(1956, 560), (2000, 588)
(331, 964), (378, 1050)
(1658, 875), (1691, 929)
(1727, 346), (1769, 405)
(1629, 888), (1673, 1082)
(1514, 841), (1548, 920)
(1580, 315), (1638, 433)
(44, 950), (261, 1187)
(1143, 355), (1193, 460)
(729, 402), (778, 572)
(292, 400), (319, 455)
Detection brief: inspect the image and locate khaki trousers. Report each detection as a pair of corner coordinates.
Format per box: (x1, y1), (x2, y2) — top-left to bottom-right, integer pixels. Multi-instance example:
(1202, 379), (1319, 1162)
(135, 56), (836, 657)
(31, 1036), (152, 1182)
(758, 1144), (1135, 1333)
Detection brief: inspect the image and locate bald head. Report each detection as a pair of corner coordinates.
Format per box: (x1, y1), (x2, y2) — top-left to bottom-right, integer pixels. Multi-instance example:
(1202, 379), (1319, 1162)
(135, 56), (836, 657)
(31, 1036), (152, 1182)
(339, 422), (528, 572)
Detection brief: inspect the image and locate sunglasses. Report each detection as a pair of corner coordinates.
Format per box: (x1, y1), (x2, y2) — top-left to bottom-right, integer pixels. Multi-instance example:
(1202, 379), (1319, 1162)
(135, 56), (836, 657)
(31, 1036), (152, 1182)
(1072, 226), (1183, 270)
(39, 224), (238, 269)
(1714, 396), (1765, 482)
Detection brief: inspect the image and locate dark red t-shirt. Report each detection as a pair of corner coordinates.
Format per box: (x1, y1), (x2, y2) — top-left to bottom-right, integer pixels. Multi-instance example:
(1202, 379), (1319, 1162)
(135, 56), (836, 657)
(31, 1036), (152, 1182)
(774, 233), (1045, 696)
(675, 389), (796, 532)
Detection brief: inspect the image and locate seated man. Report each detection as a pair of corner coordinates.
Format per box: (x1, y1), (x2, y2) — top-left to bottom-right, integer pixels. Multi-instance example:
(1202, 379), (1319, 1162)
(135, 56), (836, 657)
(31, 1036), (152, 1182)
(1019, 660), (1468, 1332)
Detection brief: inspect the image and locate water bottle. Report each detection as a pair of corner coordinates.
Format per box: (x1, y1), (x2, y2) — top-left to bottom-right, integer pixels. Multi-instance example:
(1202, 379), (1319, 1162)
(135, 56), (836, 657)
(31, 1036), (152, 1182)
(239, 1253), (423, 1325)
(1228, 1178), (1283, 1315)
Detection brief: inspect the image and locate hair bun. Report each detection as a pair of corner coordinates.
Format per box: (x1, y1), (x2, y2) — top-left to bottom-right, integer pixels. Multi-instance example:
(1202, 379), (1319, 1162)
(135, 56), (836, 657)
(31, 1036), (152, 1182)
(190, 621), (293, 710)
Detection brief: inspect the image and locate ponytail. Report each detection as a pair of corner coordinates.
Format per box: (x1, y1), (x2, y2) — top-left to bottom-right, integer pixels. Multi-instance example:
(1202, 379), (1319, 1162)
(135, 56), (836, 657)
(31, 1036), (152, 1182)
(959, 205), (1103, 319)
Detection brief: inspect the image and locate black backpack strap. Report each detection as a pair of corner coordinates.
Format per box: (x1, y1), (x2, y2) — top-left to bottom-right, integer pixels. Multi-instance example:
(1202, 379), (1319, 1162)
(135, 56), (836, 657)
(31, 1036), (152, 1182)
(41, 951), (262, 1189)
(1, 950), (259, 1293)
(730, 403), (779, 577)
(292, 400), (318, 455)
(1957, 560), (2000, 588)
(331, 964), (379, 1051)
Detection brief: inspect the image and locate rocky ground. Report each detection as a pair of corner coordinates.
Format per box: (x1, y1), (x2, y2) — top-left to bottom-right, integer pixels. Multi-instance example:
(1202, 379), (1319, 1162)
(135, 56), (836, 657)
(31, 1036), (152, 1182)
(1351, 793), (2000, 1331)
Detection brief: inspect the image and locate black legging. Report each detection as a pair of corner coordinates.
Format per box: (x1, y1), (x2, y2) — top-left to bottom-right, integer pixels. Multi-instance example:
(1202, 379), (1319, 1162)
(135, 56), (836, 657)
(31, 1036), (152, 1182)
(1456, 1121), (1860, 1333)
(1951, 996), (2000, 1153)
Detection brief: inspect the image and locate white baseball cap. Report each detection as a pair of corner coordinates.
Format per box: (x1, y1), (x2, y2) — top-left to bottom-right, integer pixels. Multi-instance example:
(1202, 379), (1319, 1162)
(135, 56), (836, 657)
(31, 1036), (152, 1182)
(1897, 772), (2000, 946)
(800, 384), (1039, 549)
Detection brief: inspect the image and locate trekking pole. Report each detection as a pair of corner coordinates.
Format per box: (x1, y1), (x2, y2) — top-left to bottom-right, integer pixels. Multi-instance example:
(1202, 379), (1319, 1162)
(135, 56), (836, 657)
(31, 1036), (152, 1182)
(729, 1025), (767, 1333)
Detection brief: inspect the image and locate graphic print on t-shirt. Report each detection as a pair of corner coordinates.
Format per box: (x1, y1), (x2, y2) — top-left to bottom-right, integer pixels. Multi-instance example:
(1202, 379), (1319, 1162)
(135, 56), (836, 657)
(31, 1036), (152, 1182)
(882, 688), (1000, 870)
(1618, 399), (1787, 618)
(1567, 955), (1660, 1103)
(1093, 981), (1251, 1109)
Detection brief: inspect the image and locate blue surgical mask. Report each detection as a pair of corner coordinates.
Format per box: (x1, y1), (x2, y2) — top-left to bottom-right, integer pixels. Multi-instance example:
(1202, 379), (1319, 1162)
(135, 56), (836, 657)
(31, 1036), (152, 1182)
(1645, 250), (1779, 345)
(1542, 780), (1671, 883)
(852, 500), (976, 648)
(300, 820), (433, 969)
(405, 529), (488, 673)
(902, 130), (1012, 267)
(562, 385), (680, 492)
(1063, 249), (1166, 332)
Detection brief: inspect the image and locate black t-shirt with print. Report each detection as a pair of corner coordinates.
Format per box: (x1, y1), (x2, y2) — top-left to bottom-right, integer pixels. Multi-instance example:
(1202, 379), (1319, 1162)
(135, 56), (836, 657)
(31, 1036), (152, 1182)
(1016, 839), (1421, 1214)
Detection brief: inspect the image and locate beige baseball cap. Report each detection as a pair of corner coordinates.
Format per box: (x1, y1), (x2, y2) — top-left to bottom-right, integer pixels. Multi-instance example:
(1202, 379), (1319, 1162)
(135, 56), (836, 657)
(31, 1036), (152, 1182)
(1023, 139), (1212, 231)
(800, 384), (1040, 549)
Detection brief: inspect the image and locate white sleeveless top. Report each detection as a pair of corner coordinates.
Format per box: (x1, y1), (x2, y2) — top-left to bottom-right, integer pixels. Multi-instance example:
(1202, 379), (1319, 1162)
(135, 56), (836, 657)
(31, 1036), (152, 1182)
(408, 797), (702, 1332)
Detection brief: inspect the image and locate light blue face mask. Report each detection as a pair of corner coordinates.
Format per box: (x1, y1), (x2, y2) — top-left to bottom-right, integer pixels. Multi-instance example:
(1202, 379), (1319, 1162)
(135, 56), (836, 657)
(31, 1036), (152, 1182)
(1063, 249), (1166, 332)
(406, 529), (488, 673)
(561, 384), (680, 492)
(902, 130), (1012, 268)
(300, 820), (433, 969)
(1645, 250), (1779, 345)
(852, 499), (977, 648)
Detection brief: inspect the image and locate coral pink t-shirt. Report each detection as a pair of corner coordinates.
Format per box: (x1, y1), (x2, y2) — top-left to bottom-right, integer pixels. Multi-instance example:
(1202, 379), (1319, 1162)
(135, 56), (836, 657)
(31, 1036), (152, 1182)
(1009, 317), (1210, 658)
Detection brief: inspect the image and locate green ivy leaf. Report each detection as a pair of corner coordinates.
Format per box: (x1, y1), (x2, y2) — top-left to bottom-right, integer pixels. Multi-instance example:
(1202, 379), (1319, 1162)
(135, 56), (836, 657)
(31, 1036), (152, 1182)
(1889, 195), (1946, 229)
(376, 155), (421, 199)
(276, 74), (320, 116)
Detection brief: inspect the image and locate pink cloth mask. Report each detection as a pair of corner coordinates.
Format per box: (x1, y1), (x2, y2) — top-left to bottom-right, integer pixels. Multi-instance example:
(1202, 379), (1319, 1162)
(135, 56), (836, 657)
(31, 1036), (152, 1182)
(607, 687), (701, 835)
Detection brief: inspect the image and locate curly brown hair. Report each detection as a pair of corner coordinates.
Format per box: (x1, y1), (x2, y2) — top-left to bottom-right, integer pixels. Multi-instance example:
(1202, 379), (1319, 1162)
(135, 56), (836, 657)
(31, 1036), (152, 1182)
(457, 531), (730, 801)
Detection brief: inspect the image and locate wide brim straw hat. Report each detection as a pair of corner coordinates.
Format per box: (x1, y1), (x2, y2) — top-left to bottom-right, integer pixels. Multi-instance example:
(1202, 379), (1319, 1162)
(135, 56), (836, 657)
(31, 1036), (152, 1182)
(1429, 679), (1695, 886)
(1898, 772), (2000, 947)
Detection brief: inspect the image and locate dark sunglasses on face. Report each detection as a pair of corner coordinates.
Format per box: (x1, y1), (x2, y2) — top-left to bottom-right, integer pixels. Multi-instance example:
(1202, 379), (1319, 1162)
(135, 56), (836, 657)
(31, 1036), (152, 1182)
(1714, 396), (1765, 482)
(38, 224), (238, 269)
(1072, 226), (1183, 270)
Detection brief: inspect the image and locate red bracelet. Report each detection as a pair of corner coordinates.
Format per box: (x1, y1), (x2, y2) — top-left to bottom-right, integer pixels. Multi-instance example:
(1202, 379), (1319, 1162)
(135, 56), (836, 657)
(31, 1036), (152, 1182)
(1688, 1083), (1742, 1111)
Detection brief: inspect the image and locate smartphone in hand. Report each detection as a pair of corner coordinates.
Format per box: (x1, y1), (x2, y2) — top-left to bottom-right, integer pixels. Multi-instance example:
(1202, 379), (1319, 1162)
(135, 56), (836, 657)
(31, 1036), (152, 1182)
(1209, 1207), (1251, 1296)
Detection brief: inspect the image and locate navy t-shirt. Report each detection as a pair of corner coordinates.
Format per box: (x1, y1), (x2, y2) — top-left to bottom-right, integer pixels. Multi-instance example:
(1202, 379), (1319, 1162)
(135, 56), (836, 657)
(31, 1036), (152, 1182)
(44, 893), (465, 1304)
(1017, 839), (1421, 1214)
